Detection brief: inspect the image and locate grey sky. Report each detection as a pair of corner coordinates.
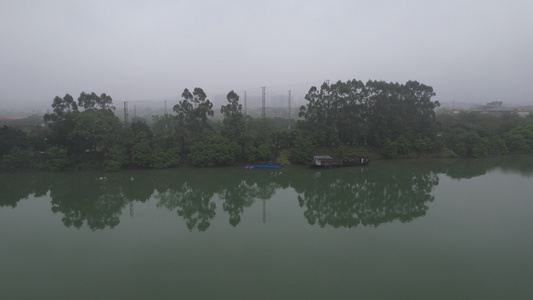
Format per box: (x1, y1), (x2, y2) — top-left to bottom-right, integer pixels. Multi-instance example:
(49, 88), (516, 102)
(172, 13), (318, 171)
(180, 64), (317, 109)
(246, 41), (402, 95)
(1, 0), (532, 109)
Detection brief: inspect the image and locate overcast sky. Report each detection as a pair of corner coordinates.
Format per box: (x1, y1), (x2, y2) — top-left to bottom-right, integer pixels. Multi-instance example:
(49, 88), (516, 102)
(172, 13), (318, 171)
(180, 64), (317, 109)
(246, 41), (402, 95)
(1, 0), (532, 109)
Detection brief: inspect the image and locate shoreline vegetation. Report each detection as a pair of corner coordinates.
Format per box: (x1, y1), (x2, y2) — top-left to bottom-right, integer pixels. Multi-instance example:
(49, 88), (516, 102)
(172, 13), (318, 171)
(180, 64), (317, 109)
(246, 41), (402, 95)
(1, 79), (533, 172)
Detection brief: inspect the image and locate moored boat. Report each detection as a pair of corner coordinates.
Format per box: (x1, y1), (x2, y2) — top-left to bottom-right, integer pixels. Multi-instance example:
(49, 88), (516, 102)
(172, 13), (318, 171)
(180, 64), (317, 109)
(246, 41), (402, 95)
(243, 161), (280, 169)
(311, 155), (369, 168)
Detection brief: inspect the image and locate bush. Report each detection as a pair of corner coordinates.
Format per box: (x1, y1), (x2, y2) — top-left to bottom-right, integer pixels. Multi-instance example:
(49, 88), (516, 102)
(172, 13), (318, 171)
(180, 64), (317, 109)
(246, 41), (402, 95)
(382, 138), (398, 158)
(289, 134), (314, 164)
(42, 146), (70, 171)
(188, 134), (239, 167)
(103, 160), (121, 172)
(276, 149), (291, 166)
(151, 147), (181, 169)
(1, 147), (33, 170)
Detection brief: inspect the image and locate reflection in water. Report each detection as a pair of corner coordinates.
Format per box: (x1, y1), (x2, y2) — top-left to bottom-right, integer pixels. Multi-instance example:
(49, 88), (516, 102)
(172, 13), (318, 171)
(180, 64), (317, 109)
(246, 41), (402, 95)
(1, 155), (532, 231)
(155, 182), (217, 231)
(292, 167), (439, 228)
(153, 170), (284, 230)
(48, 174), (127, 230)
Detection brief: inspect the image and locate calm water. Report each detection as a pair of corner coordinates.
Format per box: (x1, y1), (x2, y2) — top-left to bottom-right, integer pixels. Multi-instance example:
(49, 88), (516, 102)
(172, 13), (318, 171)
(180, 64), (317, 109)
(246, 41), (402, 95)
(1, 156), (533, 299)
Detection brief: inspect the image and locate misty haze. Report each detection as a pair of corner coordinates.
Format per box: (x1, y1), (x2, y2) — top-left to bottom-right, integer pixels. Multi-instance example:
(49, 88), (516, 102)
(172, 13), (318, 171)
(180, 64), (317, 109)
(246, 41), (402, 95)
(2, 1), (533, 300)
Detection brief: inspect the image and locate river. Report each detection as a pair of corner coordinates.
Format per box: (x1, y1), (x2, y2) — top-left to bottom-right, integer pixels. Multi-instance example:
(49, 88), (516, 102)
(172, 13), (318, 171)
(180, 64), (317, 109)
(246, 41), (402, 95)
(1, 156), (533, 299)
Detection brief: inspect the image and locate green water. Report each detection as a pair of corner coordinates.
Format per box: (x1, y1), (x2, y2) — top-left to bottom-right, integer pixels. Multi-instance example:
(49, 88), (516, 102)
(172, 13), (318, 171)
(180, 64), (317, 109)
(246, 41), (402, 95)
(1, 156), (533, 299)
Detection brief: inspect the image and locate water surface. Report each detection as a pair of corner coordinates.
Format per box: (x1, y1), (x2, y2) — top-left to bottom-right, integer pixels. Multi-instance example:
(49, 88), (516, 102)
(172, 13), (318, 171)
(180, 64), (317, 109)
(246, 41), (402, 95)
(1, 156), (533, 299)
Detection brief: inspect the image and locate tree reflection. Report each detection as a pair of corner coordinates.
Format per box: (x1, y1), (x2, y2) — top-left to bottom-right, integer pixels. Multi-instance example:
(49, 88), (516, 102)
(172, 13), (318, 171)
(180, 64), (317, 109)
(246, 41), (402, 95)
(2, 155), (532, 231)
(0, 172), (50, 207)
(152, 169), (286, 230)
(219, 172), (285, 226)
(155, 181), (217, 231)
(219, 180), (255, 226)
(292, 165), (439, 228)
(49, 174), (127, 230)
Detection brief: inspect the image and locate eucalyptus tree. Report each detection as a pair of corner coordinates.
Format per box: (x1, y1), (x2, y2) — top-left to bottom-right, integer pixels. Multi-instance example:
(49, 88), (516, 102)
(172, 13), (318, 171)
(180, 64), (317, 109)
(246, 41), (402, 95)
(299, 79), (440, 150)
(43, 94), (79, 149)
(77, 92), (115, 114)
(220, 90), (245, 142)
(173, 88), (214, 152)
(361, 80), (439, 146)
(298, 82), (336, 146)
(299, 80), (366, 146)
(44, 92), (122, 163)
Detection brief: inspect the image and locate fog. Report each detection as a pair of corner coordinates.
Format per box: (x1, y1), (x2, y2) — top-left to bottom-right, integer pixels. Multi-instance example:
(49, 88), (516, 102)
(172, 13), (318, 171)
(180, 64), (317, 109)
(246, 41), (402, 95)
(1, 0), (532, 114)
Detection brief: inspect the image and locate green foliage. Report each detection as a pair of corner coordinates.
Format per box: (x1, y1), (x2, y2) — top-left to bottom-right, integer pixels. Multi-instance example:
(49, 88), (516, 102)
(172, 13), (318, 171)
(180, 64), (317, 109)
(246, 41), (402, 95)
(299, 79), (439, 147)
(173, 87), (214, 152)
(454, 142), (467, 157)
(276, 149), (291, 166)
(471, 139), (489, 158)
(150, 147), (181, 169)
(221, 90), (244, 141)
(0, 125), (29, 156)
(151, 136), (181, 168)
(151, 114), (178, 139)
(382, 138), (398, 158)
(188, 134), (239, 167)
(131, 121), (153, 140)
(2, 147), (33, 170)
(412, 136), (426, 154)
(131, 131), (153, 168)
(503, 131), (530, 153)
(69, 109), (122, 153)
(335, 145), (344, 160)
(442, 127), (490, 158)
(41, 146), (70, 171)
(44, 92), (121, 157)
(272, 130), (293, 150)
(105, 145), (129, 167)
(6, 86), (532, 172)
(103, 160), (121, 172)
(77, 92), (115, 113)
(437, 112), (533, 157)
(290, 133), (314, 164)
(240, 136), (260, 162)
(256, 144), (272, 161)
(395, 135), (411, 155)
(485, 135), (507, 155)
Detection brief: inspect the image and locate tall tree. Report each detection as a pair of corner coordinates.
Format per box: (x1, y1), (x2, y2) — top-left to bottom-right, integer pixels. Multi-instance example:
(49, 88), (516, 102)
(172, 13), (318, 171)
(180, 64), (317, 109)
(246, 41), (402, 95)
(220, 90), (245, 141)
(77, 92), (115, 115)
(173, 88), (214, 151)
(43, 94), (80, 150)
(299, 79), (440, 148)
(44, 92), (121, 156)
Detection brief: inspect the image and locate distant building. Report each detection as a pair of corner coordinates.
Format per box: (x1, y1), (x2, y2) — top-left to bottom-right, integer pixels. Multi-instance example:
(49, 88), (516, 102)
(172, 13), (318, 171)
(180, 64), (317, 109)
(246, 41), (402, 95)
(472, 101), (510, 116)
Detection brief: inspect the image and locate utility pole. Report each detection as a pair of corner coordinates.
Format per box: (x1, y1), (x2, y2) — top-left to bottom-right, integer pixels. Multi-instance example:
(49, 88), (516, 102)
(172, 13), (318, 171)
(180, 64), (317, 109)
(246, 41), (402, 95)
(262, 86), (266, 118)
(134, 105), (137, 118)
(164, 100), (167, 114)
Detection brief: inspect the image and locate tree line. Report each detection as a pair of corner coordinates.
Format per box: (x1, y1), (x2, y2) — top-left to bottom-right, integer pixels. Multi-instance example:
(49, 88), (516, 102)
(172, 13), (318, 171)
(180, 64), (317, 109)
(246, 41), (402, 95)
(1, 79), (533, 171)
